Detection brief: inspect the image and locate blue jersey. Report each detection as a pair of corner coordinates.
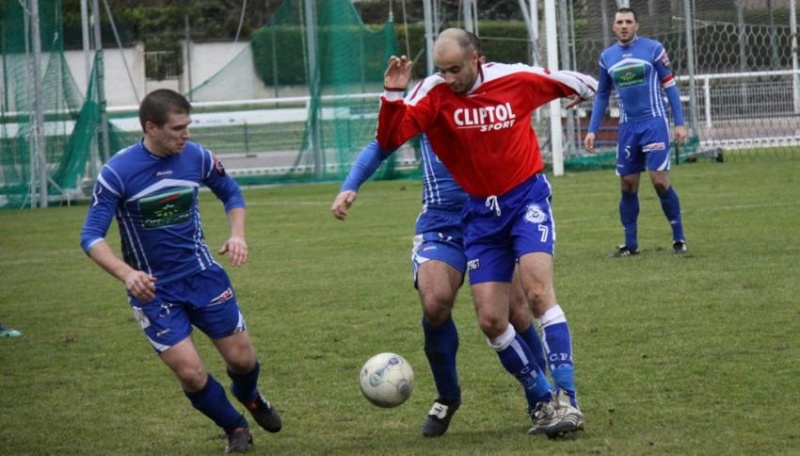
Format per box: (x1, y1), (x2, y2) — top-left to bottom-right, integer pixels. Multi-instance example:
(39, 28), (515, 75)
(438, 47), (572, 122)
(417, 135), (467, 212)
(588, 35), (684, 131)
(80, 140), (245, 284)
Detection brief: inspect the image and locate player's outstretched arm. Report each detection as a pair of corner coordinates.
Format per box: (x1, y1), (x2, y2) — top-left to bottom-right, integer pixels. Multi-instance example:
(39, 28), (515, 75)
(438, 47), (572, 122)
(332, 140), (395, 221)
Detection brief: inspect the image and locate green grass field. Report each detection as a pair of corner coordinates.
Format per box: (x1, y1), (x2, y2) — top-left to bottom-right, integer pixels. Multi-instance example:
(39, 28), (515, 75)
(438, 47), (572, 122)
(1, 159), (799, 455)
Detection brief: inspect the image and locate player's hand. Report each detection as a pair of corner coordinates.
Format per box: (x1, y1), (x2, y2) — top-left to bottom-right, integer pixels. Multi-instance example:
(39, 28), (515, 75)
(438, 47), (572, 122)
(331, 190), (358, 220)
(583, 132), (597, 153)
(384, 55), (412, 90)
(674, 125), (688, 145)
(124, 270), (156, 302)
(219, 236), (248, 266)
(564, 94), (584, 109)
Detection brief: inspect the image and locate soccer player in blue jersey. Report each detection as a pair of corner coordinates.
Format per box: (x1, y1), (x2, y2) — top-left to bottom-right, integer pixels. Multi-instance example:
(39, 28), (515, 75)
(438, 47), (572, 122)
(331, 135), (549, 437)
(583, 7), (689, 257)
(80, 89), (281, 453)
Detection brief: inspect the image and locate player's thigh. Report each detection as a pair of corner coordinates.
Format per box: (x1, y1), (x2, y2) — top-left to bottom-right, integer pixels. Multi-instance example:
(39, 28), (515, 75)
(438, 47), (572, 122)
(470, 281), (512, 337)
(158, 336), (209, 389)
(412, 236), (465, 294)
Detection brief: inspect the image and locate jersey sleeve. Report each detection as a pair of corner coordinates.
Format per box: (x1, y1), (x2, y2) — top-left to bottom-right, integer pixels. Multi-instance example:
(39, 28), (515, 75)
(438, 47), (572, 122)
(202, 148), (245, 212)
(340, 139), (394, 192)
(80, 165), (123, 255)
(588, 56), (613, 133)
(377, 77), (440, 151)
(653, 44), (686, 126)
(515, 65), (598, 109)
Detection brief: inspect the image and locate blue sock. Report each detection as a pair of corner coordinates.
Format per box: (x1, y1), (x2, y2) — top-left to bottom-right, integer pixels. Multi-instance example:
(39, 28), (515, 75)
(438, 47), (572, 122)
(540, 305), (578, 407)
(185, 374), (248, 432)
(227, 361), (260, 405)
(658, 186), (685, 242)
(423, 316), (461, 403)
(620, 190), (639, 249)
(490, 326), (552, 407)
(517, 324), (547, 374)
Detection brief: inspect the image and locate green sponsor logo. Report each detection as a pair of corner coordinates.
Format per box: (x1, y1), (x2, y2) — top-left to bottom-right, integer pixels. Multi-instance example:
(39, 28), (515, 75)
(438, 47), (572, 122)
(139, 187), (193, 229)
(612, 64), (645, 88)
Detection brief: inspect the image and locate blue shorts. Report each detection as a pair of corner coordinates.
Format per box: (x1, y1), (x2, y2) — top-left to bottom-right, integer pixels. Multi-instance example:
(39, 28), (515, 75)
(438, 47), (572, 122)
(411, 209), (467, 288)
(129, 263), (246, 353)
(616, 117), (672, 176)
(463, 174), (555, 284)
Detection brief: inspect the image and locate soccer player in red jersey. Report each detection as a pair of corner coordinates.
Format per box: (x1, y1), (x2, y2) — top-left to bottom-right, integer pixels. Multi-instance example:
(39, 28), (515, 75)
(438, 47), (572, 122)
(377, 28), (597, 437)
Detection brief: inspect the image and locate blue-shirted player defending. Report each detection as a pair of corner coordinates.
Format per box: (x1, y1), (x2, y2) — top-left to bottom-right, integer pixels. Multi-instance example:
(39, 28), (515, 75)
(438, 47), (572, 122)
(80, 89), (281, 453)
(583, 7), (689, 257)
(331, 135), (549, 437)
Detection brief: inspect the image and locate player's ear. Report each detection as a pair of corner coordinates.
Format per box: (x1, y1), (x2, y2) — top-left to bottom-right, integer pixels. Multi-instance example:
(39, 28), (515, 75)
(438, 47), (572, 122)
(143, 120), (158, 135)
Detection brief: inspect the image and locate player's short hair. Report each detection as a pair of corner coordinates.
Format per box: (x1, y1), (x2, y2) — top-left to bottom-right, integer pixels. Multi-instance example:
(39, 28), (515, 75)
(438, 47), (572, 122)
(139, 89), (192, 131)
(465, 31), (484, 57)
(616, 7), (638, 22)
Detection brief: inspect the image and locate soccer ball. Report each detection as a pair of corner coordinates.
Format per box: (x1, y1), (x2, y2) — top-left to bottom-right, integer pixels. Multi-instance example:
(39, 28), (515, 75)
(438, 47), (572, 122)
(359, 352), (415, 408)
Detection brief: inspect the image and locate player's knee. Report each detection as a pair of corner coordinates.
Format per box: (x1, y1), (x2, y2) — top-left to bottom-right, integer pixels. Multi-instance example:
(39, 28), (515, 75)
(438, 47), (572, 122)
(176, 365), (209, 391)
(419, 288), (455, 322)
(421, 298), (454, 326)
(476, 313), (507, 338)
(653, 181), (670, 195)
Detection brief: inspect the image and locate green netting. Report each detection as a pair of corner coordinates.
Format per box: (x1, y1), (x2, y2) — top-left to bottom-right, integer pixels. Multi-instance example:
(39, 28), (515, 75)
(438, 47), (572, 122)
(0, 0), (95, 209)
(182, 0), (402, 186)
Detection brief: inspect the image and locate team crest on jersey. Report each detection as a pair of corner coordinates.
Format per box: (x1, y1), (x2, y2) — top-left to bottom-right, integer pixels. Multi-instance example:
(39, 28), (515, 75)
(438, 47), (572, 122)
(212, 153), (226, 176)
(525, 204), (546, 224)
(660, 51), (671, 67)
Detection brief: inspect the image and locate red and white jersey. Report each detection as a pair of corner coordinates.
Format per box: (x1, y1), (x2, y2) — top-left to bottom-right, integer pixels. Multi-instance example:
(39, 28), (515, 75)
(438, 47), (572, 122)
(377, 63), (597, 197)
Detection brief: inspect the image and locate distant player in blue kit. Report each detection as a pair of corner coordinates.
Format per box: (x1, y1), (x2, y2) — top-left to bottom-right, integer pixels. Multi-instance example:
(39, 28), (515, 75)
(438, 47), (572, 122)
(80, 89), (281, 453)
(583, 7), (689, 257)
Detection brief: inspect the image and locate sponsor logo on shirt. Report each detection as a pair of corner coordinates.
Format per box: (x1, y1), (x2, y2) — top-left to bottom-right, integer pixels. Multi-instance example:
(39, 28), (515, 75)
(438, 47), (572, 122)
(156, 170), (173, 177)
(139, 187), (194, 229)
(612, 64), (646, 88)
(453, 102), (517, 132)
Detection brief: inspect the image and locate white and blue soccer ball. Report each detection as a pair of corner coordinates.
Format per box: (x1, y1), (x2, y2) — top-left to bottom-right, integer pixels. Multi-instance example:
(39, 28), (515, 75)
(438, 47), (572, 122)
(359, 352), (415, 408)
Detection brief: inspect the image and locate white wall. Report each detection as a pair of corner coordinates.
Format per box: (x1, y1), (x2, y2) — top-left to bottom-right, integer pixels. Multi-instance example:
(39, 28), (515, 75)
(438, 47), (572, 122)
(63, 41), (266, 108)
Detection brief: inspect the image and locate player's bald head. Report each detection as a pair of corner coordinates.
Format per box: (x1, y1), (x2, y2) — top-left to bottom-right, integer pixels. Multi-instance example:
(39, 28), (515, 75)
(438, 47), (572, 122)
(434, 28), (475, 60)
(433, 28), (481, 94)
